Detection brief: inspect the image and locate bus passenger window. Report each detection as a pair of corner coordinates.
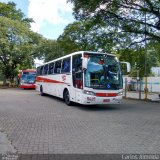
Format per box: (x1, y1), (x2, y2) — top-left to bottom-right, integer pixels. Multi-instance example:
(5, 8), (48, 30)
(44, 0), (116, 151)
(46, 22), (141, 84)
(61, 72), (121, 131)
(37, 67), (41, 76)
(40, 66), (44, 75)
(49, 62), (54, 74)
(43, 64), (48, 75)
(72, 54), (83, 89)
(73, 54), (82, 72)
(54, 60), (62, 74)
(62, 57), (70, 73)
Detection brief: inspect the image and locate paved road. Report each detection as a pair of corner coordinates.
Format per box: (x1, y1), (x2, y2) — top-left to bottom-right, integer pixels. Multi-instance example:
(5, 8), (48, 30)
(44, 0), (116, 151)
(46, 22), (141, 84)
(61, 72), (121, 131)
(0, 88), (160, 154)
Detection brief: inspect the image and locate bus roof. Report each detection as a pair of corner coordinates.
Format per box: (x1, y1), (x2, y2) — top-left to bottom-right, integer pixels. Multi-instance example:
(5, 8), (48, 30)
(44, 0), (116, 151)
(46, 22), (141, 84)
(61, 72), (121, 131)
(22, 69), (36, 73)
(38, 51), (116, 67)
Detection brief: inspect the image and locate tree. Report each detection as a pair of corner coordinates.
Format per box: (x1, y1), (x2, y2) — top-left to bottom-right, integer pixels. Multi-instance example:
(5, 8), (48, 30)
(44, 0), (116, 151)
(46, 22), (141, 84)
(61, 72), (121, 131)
(35, 38), (62, 62)
(118, 45), (160, 78)
(0, 2), (42, 85)
(0, 2), (33, 27)
(57, 22), (85, 54)
(40, 21), (117, 62)
(0, 17), (41, 85)
(57, 21), (116, 54)
(68, 0), (160, 44)
(68, 0), (160, 77)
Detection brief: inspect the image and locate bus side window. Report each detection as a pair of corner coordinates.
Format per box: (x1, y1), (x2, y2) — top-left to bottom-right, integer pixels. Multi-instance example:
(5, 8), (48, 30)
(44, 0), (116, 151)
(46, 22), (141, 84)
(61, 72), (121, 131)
(37, 67), (41, 76)
(43, 64), (48, 75)
(40, 66), (44, 75)
(72, 54), (83, 89)
(73, 54), (82, 72)
(62, 57), (70, 73)
(54, 60), (62, 74)
(48, 62), (54, 74)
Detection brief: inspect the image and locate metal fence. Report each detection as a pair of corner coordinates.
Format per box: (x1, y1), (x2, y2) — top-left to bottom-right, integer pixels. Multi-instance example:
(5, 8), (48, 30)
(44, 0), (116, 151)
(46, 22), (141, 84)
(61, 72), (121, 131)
(123, 77), (160, 100)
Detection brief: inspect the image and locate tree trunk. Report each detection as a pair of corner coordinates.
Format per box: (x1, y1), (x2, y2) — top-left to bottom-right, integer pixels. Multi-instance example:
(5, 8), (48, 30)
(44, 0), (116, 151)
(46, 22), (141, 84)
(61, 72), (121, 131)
(10, 77), (14, 87)
(3, 77), (7, 86)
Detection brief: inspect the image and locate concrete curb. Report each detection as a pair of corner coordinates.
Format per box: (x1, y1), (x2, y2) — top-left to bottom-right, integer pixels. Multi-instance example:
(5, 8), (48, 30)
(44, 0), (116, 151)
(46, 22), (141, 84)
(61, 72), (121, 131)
(123, 97), (160, 103)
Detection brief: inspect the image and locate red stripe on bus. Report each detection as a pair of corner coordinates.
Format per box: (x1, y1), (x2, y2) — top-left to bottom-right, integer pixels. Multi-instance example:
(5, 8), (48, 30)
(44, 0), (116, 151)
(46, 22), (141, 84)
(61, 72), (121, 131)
(96, 93), (117, 97)
(36, 77), (65, 84)
(19, 84), (35, 89)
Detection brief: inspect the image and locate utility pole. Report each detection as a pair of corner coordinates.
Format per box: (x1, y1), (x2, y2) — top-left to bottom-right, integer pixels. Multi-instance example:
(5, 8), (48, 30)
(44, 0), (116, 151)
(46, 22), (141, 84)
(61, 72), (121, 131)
(144, 1), (148, 100)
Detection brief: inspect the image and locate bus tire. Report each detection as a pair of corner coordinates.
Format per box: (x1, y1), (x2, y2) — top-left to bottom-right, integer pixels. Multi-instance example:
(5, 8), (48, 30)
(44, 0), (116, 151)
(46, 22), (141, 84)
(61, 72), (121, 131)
(40, 86), (45, 96)
(63, 89), (72, 106)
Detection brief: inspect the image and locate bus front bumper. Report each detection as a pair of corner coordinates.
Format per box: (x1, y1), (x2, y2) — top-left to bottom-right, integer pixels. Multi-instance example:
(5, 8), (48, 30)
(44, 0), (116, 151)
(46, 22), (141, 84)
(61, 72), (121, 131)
(19, 84), (35, 89)
(81, 94), (122, 105)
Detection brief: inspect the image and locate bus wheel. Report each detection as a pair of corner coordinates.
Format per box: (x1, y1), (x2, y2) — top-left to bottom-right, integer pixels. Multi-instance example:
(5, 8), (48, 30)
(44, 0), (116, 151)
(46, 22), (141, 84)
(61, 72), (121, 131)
(64, 89), (72, 106)
(40, 86), (45, 96)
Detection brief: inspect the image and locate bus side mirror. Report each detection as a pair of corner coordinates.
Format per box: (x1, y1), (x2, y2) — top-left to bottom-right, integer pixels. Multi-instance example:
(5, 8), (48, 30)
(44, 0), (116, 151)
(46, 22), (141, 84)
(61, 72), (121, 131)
(82, 58), (89, 70)
(120, 62), (131, 74)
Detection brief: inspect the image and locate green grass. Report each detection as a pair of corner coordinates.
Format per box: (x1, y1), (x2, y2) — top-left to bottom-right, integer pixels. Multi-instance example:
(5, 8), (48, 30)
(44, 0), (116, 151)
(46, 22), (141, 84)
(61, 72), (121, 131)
(0, 81), (10, 85)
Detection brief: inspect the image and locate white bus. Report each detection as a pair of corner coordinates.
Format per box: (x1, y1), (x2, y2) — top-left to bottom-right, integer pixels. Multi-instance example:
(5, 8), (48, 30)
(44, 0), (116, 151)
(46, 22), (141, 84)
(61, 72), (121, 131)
(36, 51), (130, 105)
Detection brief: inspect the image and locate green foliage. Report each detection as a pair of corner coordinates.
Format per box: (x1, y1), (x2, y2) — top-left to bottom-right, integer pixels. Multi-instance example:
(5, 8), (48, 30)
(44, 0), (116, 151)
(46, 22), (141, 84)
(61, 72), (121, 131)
(0, 2), (34, 27)
(0, 2), (23, 20)
(118, 45), (160, 78)
(66, 0), (160, 78)
(57, 21), (116, 53)
(56, 20), (160, 78)
(35, 38), (62, 62)
(43, 20), (117, 62)
(0, 2), (42, 84)
(68, 0), (160, 44)
(0, 62), (4, 81)
(0, 16), (41, 83)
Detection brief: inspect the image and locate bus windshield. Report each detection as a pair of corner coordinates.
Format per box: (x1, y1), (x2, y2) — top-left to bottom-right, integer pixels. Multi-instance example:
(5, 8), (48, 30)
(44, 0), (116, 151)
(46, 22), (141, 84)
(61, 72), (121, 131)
(84, 54), (123, 90)
(21, 72), (36, 84)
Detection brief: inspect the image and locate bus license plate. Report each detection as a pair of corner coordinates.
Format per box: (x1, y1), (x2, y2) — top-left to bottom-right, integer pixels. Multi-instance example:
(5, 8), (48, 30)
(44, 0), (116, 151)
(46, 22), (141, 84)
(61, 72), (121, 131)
(103, 99), (110, 102)
(87, 97), (95, 101)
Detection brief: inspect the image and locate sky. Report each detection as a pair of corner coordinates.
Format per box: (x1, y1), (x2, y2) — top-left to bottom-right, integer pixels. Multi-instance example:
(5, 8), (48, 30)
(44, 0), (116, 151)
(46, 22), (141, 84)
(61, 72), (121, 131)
(0, 0), (75, 40)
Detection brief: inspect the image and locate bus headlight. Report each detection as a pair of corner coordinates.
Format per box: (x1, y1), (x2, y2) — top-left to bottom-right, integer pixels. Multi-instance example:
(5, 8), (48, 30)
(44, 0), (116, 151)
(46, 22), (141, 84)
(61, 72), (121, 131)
(117, 92), (123, 96)
(83, 90), (95, 96)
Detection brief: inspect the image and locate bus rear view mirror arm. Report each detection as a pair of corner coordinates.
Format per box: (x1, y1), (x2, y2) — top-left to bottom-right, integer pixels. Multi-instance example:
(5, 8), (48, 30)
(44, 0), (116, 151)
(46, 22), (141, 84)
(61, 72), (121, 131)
(120, 62), (131, 73)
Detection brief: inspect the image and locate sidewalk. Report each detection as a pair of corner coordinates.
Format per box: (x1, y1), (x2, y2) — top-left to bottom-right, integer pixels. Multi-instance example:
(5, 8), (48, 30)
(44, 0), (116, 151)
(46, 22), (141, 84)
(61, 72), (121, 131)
(0, 132), (16, 154)
(123, 91), (160, 102)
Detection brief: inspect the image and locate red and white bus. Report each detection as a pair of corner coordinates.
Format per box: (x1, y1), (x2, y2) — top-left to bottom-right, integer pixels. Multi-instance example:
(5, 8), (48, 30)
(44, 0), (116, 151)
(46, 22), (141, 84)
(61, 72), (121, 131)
(19, 69), (36, 89)
(36, 51), (130, 105)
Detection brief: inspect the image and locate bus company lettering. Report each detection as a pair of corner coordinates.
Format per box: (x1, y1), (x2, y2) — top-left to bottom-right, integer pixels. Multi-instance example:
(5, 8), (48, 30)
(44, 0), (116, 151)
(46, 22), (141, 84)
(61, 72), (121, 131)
(62, 75), (66, 81)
